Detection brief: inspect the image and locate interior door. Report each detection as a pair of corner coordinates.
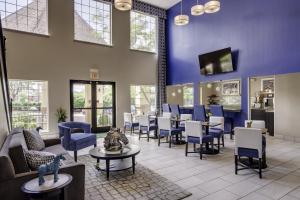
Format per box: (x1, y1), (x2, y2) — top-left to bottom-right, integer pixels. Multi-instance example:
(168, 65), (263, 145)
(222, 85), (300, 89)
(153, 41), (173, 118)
(70, 80), (116, 133)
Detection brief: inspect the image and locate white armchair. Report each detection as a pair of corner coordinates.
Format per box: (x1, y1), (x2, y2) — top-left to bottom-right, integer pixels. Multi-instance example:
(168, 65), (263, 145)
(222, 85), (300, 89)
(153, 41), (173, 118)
(234, 127), (263, 178)
(123, 112), (139, 134)
(139, 115), (157, 142)
(157, 116), (181, 148)
(209, 116), (225, 150)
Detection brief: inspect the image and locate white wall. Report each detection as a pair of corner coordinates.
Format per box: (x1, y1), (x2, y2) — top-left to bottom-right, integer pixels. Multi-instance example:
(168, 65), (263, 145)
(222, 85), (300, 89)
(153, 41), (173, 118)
(4, 0), (157, 134)
(275, 72), (300, 142)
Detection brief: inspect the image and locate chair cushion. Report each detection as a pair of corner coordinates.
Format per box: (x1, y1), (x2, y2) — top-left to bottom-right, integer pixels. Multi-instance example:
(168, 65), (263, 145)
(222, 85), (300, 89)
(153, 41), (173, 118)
(237, 147), (259, 158)
(209, 128), (223, 137)
(187, 135), (213, 144)
(70, 133), (96, 147)
(160, 128), (181, 136)
(23, 129), (45, 151)
(25, 150), (56, 170)
(43, 144), (68, 156)
(140, 125), (157, 132)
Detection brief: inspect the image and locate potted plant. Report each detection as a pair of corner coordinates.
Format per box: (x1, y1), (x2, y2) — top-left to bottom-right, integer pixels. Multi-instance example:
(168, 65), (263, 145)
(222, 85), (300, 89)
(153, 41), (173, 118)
(56, 107), (67, 123)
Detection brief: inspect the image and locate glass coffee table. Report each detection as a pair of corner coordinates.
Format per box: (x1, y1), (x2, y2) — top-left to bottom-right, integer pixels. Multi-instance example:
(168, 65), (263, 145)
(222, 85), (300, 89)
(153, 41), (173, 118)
(89, 144), (140, 180)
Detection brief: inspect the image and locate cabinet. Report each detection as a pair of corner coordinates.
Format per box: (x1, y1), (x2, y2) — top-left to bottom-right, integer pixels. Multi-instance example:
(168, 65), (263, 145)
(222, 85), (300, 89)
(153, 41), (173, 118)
(251, 109), (274, 136)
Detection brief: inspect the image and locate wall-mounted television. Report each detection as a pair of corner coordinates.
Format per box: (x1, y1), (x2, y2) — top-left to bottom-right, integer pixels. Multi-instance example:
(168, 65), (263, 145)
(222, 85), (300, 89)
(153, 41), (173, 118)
(199, 48), (234, 75)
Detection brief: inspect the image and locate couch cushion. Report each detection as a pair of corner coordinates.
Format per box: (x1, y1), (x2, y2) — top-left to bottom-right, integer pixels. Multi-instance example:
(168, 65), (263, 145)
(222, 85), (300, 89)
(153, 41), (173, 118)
(23, 129), (45, 151)
(0, 155), (15, 181)
(43, 144), (68, 156)
(25, 150), (56, 170)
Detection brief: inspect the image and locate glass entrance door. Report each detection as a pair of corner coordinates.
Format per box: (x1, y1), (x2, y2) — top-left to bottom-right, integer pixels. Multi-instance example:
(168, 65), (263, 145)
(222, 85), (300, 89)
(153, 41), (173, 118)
(70, 80), (116, 133)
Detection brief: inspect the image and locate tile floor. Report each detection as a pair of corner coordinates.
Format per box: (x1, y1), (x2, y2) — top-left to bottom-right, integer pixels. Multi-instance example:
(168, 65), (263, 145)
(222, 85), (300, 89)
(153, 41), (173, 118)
(76, 134), (300, 200)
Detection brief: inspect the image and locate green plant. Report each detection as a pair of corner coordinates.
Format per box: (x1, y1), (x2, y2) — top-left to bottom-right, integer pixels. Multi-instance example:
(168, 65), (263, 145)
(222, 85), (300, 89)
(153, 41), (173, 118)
(56, 107), (67, 123)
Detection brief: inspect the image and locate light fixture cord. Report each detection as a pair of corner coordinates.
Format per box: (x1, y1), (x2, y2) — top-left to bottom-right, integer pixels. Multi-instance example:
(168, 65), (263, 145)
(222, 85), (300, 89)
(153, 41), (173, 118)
(181, 0), (183, 14)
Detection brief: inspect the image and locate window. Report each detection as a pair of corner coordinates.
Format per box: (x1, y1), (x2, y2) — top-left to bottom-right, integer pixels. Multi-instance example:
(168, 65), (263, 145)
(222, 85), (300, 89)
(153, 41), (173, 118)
(130, 85), (156, 115)
(183, 85), (194, 107)
(0, 0), (48, 35)
(130, 11), (157, 53)
(74, 0), (112, 45)
(9, 80), (49, 131)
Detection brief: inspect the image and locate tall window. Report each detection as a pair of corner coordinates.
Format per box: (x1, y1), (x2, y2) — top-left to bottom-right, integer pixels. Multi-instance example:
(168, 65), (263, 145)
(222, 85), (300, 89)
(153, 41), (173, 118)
(183, 85), (194, 107)
(130, 11), (157, 53)
(0, 0), (48, 35)
(9, 80), (49, 130)
(74, 0), (112, 45)
(130, 85), (156, 115)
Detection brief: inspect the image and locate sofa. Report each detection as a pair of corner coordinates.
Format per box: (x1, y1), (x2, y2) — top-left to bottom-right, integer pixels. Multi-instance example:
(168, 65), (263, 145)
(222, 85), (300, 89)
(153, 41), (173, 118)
(0, 129), (85, 200)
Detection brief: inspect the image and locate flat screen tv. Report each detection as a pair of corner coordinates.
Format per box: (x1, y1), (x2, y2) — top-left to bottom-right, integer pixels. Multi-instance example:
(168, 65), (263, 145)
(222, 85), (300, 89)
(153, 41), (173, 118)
(199, 48), (234, 75)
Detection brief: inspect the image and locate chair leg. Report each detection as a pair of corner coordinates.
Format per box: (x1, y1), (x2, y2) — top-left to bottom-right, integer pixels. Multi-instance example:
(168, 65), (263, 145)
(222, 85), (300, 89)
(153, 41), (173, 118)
(222, 135), (225, 147)
(74, 151), (77, 162)
(217, 137), (220, 152)
(259, 158), (262, 179)
(185, 142), (188, 156)
(94, 143), (97, 147)
(139, 130), (141, 140)
(193, 143), (196, 152)
(235, 155), (238, 175)
(147, 132), (149, 142)
(158, 135), (161, 146)
(211, 141), (214, 153)
(169, 135), (172, 148)
(131, 126), (133, 134)
(200, 143), (203, 160)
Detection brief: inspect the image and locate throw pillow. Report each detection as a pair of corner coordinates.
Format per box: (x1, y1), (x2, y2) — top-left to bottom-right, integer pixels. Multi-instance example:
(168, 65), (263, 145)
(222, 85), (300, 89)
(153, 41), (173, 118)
(23, 129), (45, 151)
(25, 150), (56, 170)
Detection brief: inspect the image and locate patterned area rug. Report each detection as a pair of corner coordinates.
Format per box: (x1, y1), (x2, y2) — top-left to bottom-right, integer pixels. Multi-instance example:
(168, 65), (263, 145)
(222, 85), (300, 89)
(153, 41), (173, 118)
(78, 155), (192, 200)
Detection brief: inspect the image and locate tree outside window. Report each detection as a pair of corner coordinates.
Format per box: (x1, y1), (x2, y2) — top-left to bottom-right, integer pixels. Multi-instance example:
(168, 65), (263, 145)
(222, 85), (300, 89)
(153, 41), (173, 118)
(130, 85), (156, 115)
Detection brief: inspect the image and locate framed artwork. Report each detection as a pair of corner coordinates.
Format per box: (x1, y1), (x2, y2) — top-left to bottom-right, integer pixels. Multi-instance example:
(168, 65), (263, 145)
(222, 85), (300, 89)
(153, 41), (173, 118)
(261, 78), (274, 93)
(222, 80), (240, 96)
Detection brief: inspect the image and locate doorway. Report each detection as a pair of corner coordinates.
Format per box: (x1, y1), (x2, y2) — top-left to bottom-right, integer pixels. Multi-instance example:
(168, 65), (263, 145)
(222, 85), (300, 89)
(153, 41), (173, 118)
(70, 80), (116, 133)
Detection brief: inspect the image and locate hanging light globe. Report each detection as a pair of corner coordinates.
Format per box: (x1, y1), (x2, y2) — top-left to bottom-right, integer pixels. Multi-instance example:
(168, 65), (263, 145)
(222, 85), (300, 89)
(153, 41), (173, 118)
(174, 14), (189, 26)
(204, 0), (220, 14)
(114, 0), (132, 11)
(191, 1), (204, 16)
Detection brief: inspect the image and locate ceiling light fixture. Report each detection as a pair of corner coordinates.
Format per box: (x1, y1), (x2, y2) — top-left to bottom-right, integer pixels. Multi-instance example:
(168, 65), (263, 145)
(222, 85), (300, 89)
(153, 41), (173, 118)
(114, 0), (132, 11)
(174, 0), (189, 26)
(204, 0), (221, 14)
(191, 0), (204, 16)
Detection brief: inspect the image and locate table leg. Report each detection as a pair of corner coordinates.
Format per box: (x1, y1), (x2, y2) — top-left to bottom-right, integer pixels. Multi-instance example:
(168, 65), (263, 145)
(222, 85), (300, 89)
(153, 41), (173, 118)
(59, 188), (65, 200)
(95, 158), (100, 170)
(106, 159), (110, 180)
(132, 156), (135, 174)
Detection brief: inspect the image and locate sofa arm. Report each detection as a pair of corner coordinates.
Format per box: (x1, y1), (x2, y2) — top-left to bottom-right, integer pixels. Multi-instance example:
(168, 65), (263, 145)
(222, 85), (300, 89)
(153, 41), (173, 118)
(0, 163), (85, 200)
(44, 138), (61, 147)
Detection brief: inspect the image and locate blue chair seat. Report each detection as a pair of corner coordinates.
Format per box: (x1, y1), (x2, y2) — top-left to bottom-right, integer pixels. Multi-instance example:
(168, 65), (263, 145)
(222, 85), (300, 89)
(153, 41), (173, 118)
(140, 125), (158, 132)
(125, 122), (139, 128)
(69, 133), (97, 150)
(160, 128), (181, 137)
(209, 128), (223, 137)
(187, 135), (213, 144)
(178, 125), (185, 132)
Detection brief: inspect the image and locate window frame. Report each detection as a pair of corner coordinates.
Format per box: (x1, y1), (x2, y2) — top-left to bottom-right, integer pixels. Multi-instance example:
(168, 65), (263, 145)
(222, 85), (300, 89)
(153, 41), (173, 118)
(9, 79), (49, 132)
(1, 0), (49, 36)
(73, 0), (113, 47)
(129, 10), (158, 54)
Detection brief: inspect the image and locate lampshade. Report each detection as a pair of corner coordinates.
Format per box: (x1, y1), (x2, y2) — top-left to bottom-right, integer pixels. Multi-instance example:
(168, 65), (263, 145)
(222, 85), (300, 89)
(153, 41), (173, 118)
(191, 4), (204, 16)
(114, 0), (132, 11)
(204, 0), (220, 14)
(174, 15), (189, 26)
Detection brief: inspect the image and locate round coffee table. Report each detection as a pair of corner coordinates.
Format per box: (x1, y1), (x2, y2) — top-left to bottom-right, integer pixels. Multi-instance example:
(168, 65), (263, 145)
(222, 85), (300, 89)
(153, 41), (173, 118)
(21, 174), (72, 200)
(89, 144), (140, 180)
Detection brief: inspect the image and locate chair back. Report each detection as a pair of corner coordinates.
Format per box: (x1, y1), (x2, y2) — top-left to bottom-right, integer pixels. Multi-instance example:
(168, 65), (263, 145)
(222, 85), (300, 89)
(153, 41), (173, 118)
(210, 105), (224, 117)
(185, 121), (203, 138)
(234, 127), (263, 158)
(209, 116), (225, 131)
(194, 105), (206, 121)
(180, 114), (192, 126)
(162, 112), (172, 118)
(139, 115), (150, 127)
(157, 117), (171, 131)
(124, 112), (132, 125)
(170, 104), (180, 116)
(162, 103), (171, 112)
(245, 120), (265, 129)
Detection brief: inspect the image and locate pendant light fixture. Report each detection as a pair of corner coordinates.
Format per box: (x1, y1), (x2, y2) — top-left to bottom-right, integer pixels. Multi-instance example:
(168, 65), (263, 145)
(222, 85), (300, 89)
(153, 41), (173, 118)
(174, 0), (189, 26)
(114, 0), (132, 11)
(191, 0), (204, 16)
(204, 0), (220, 14)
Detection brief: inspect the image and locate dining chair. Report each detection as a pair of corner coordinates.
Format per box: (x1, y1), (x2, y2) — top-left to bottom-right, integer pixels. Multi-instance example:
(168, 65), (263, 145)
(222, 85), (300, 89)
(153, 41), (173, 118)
(138, 115), (157, 142)
(162, 103), (171, 112)
(185, 121), (214, 159)
(179, 114), (193, 132)
(157, 117), (182, 148)
(123, 112), (139, 134)
(170, 104), (181, 117)
(234, 127), (264, 178)
(209, 105), (234, 139)
(209, 116), (225, 151)
(194, 105), (207, 122)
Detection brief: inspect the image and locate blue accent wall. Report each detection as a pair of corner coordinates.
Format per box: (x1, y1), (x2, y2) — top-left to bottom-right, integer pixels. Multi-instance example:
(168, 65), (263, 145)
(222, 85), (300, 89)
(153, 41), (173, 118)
(167, 0), (300, 125)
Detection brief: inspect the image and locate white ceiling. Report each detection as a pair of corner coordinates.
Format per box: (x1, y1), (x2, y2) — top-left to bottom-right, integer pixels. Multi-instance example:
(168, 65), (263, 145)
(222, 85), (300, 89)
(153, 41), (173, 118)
(139, 0), (181, 9)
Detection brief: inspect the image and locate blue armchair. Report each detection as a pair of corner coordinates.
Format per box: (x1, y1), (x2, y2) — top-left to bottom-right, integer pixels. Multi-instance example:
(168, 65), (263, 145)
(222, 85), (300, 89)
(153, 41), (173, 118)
(58, 122), (97, 162)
